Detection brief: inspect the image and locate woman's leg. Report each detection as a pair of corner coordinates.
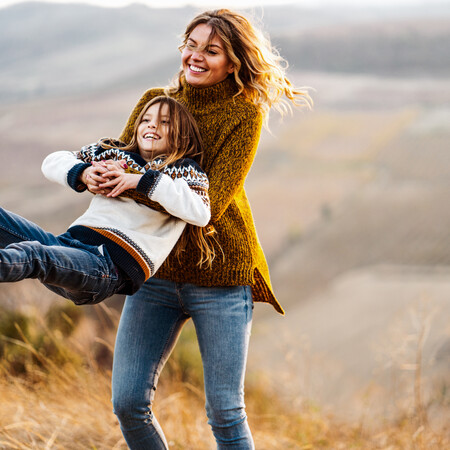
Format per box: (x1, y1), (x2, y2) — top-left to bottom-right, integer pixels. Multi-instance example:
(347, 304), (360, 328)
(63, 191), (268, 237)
(112, 278), (189, 449)
(183, 284), (255, 449)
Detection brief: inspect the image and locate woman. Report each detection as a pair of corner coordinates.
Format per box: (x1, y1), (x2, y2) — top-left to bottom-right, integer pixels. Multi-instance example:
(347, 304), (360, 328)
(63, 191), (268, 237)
(85, 9), (311, 449)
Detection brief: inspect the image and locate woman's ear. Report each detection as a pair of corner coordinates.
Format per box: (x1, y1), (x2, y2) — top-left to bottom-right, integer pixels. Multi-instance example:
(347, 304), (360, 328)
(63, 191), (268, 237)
(227, 63), (235, 74)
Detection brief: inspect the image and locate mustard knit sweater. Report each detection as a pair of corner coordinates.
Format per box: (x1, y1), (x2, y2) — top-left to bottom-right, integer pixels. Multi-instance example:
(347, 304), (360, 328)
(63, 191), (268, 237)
(119, 78), (284, 314)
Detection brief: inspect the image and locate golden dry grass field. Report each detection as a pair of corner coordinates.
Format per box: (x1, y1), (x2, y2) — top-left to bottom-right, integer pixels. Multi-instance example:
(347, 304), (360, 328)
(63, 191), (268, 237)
(0, 300), (447, 450)
(0, 70), (449, 448)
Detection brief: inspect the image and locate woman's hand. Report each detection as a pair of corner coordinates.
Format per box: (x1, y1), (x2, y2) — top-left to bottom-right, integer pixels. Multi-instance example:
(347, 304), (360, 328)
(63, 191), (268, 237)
(80, 160), (129, 195)
(98, 161), (142, 198)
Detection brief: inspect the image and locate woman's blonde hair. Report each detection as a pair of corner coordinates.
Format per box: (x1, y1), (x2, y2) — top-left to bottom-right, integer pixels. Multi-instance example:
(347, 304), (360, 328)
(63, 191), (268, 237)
(168, 9), (312, 121)
(100, 96), (216, 268)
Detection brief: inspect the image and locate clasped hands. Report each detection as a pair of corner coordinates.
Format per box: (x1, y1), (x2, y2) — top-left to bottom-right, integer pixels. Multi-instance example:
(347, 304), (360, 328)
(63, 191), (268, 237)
(81, 160), (142, 198)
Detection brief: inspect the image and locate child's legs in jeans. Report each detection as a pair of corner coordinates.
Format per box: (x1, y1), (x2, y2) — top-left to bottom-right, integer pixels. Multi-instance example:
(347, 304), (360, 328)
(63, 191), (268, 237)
(0, 207), (61, 248)
(0, 207), (120, 304)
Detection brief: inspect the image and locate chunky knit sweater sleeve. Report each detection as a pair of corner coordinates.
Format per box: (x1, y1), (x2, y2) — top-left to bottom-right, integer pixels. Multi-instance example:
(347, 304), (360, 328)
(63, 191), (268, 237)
(206, 105), (262, 222)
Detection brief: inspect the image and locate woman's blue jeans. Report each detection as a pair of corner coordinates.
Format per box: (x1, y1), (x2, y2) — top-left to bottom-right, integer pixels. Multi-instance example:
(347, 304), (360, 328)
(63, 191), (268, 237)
(0, 207), (121, 304)
(112, 277), (255, 449)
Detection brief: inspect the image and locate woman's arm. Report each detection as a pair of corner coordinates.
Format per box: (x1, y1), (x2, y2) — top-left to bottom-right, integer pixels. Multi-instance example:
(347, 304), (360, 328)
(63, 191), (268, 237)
(207, 105), (263, 222)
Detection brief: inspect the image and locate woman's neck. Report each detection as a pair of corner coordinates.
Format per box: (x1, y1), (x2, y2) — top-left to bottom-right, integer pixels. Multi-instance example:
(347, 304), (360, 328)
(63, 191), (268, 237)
(181, 77), (237, 109)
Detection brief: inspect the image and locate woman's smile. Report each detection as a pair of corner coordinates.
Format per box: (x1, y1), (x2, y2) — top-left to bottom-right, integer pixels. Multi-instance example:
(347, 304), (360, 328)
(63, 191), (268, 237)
(189, 64), (207, 73)
(181, 23), (234, 88)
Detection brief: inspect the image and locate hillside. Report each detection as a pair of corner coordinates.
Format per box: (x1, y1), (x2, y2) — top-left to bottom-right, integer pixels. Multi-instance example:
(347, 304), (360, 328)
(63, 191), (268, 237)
(0, 2), (450, 102)
(0, 1), (449, 445)
(276, 18), (450, 76)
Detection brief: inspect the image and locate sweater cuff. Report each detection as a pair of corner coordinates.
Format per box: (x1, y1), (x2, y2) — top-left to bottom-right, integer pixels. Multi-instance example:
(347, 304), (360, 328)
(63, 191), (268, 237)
(136, 170), (162, 198)
(67, 163), (91, 192)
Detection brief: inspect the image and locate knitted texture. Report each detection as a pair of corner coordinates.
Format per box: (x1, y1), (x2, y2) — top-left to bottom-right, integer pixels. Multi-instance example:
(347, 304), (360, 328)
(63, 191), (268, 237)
(119, 79), (284, 314)
(65, 145), (210, 291)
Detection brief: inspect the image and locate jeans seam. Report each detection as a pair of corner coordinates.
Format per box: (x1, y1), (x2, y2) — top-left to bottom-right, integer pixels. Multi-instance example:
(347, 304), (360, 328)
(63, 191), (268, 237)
(31, 257), (107, 281)
(0, 224), (30, 242)
(175, 282), (189, 315)
(153, 311), (187, 382)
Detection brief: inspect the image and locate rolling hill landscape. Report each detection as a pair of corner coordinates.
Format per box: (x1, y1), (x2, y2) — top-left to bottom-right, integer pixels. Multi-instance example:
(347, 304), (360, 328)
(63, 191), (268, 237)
(0, 1), (449, 448)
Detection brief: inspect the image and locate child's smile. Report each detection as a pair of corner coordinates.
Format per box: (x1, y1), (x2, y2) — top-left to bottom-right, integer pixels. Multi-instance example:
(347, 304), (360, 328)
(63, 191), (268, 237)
(143, 132), (161, 140)
(137, 102), (170, 161)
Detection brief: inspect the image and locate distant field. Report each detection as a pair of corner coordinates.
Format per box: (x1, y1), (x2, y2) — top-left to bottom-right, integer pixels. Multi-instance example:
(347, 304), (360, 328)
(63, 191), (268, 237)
(1, 37), (450, 447)
(247, 71), (450, 427)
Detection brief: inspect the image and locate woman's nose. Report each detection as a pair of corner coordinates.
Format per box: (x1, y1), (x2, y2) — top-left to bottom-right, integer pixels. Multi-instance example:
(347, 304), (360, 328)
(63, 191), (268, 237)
(191, 50), (204, 60)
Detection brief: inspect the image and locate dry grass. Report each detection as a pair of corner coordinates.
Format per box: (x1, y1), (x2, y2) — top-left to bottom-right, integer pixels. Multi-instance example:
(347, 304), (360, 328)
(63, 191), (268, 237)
(0, 304), (447, 449)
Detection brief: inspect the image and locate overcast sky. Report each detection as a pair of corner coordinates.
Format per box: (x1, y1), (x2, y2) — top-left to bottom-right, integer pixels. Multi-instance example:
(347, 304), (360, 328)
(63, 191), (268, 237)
(0, 0), (432, 9)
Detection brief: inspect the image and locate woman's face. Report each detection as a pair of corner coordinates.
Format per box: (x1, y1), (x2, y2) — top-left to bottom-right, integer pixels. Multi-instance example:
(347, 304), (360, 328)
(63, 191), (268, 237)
(181, 23), (234, 88)
(137, 102), (170, 161)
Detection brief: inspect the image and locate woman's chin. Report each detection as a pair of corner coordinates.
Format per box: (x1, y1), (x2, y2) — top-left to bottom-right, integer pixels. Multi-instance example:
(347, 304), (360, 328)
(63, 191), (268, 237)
(184, 73), (211, 88)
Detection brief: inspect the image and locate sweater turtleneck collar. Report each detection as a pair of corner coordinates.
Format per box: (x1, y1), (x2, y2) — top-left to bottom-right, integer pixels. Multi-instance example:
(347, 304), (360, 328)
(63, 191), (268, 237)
(180, 77), (238, 110)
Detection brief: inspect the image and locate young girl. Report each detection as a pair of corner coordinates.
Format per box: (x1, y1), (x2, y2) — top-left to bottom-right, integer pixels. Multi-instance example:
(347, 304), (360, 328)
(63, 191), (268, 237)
(0, 96), (210, 305)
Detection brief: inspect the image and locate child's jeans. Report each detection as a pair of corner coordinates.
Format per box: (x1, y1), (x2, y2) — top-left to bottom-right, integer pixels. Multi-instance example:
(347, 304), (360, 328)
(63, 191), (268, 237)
(0, 207), (123, 304)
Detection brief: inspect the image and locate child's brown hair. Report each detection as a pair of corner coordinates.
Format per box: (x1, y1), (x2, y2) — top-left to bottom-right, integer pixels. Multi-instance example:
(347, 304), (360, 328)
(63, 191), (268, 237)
(101, 96), (216, 268)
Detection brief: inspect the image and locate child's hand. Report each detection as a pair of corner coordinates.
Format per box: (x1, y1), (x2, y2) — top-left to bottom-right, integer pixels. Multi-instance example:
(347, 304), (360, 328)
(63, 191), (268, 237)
(81, 162), (111, 194)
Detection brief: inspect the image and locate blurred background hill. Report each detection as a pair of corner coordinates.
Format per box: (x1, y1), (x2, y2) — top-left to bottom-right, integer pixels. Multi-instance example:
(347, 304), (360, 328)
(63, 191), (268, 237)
(0, 1), (449, 447)
(1, 2), (450, 103)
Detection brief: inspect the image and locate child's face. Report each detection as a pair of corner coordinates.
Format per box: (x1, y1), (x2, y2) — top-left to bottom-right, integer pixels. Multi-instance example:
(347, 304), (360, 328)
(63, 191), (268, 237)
(137, 102), (170, 161)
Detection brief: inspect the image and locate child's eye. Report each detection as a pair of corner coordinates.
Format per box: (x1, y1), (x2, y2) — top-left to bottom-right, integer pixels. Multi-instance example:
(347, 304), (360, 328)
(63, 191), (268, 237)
(206, 49), (218, 55)
(161, 120), (170, 125)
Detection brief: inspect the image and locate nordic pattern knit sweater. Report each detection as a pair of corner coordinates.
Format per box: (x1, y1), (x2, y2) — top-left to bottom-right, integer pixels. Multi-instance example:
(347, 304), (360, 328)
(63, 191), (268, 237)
(120, 78), (284, 314)
(42, 147), (210, 295)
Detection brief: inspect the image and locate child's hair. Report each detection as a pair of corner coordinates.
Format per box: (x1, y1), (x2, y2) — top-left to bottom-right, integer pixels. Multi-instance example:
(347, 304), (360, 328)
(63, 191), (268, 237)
(105, 95), (204, 169)
(167, 9), (312, 123)
(100, 96), (215, 268)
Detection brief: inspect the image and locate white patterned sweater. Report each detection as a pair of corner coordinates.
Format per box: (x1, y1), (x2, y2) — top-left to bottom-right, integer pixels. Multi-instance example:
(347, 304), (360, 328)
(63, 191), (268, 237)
(42, 144), (210, 294)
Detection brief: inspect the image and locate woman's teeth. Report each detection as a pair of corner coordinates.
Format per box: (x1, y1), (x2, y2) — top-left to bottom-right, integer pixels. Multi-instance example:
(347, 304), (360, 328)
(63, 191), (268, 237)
(190, 65), (206, 73)
(144, 133), (159, 139)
